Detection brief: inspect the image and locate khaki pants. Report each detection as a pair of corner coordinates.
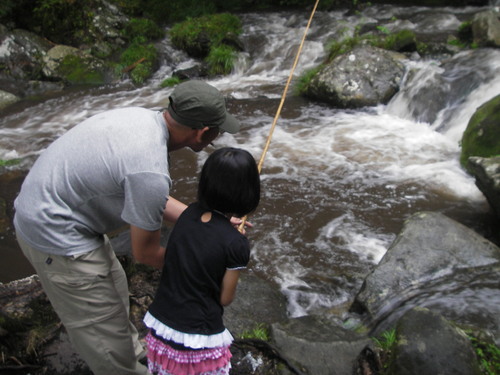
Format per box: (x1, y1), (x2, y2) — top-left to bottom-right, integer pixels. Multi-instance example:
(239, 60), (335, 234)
(17, 232), (149, 375)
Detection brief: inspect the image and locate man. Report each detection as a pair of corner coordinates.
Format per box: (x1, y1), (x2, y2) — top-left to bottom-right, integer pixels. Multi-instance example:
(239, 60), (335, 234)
(13, 80), (243, 375)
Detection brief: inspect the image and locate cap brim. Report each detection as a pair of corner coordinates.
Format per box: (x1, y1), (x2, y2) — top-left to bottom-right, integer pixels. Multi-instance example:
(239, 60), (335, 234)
(220, 113), (240, 134)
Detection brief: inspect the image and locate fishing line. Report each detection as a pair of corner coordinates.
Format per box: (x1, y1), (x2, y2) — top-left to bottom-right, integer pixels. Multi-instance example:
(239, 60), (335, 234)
(239, 0), (320, 232)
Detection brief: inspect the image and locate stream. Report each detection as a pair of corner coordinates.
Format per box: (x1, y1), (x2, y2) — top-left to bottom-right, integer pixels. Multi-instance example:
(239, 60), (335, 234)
(1, 5), (499, 322)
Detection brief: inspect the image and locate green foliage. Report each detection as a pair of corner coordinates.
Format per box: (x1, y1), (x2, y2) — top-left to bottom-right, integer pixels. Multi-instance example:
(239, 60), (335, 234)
(0, 0), (16, 19)
(165, 0), (218, 23)
(382, 29), (417, 51)
(119, 39), (158, 84)
(57, 55), (105, 85)
(373, 328), (397, 351)
(169, 13), (241, 77)
(33, 0), (96, 45)
(160, 77), (182, 88)
(376, 25), (390, 34)
(295, 66), (322, 95)
(467, 333), (500, 375)
(458, 21), (473, 43)
(326, 36), (367, 62)
(239, 323), (270, 341)
(206, 45), (237, 75)
(0, 158), (21, 167)
(170, 13), (242, 54)
(123, 18), (164, 42)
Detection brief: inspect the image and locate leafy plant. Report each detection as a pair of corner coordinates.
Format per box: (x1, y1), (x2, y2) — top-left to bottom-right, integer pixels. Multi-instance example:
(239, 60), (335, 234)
(123, 18), (164, 42)
(33, 0), (96, 45)
(467, 333), (500, 375)
(373, 328), (396, 351)
(295, 66), (322, 95)
(239, 323), (270, 341)
(169, 13), (242, 57)
(376, 25), (390, 35)
(160, 77), (182, 88)
(119, 38), (158, 84)
(206, 45), (236, 75)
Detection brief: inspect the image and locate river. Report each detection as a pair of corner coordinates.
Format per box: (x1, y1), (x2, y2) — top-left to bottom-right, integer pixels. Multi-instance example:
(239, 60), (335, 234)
(1, 5), (499, 320)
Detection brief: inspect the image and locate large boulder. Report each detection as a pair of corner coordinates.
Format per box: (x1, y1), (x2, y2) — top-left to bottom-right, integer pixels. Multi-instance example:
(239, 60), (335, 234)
(305, 45), (405, 108)
(387, 307), (482, 375)
(224, 272), (288, 337)
(42, 45), (108, 84)
(351, 211), (500, 342)
(460, 94), (500, 170)
(468, 156), (500, 218)
(471, 10), (500, 48)
(0, 26), (54, 81)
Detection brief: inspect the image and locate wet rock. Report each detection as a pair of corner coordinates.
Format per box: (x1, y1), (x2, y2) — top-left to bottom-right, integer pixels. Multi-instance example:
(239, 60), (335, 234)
(225, 272), (288, 337)
(460, 93), (500, 169)
(305, 45), (405, 108)
(388, 307), (482, 375)
(0, 26), (54, 81)
(471, 10), (500, 48)
(0, 89), (20, 110)
(271, 314), (371, 375)
(468, 156), (500, 218)
(351, 211), (500, 343)
(172, 64), (210, 80)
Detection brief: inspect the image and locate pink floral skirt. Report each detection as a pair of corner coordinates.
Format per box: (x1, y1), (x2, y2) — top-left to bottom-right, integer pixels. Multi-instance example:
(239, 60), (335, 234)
(145, 331), (232, 375)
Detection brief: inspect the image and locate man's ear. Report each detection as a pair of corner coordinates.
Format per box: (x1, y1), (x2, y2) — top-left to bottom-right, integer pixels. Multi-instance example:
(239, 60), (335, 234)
(196, 126), (211, 143)
(200, 126), (219, 142)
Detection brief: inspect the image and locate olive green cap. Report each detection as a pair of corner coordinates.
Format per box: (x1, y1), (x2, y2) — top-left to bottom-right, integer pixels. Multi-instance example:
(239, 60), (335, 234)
(168, 80), (240, 134)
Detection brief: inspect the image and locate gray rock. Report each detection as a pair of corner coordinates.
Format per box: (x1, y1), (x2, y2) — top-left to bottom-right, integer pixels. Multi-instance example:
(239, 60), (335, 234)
(389, 307), (481, 375)
(0, 27), (53, 80)
(271, 315), (371, 375)
(42, 45), (81, 78)
(468, 156), (500, 218)
(305, 45), (405, 108)
(472, 10), (500, 47)
(351, 211), (500, 342)
(225, 272), (288, 337)
(0, 89), (20, 110)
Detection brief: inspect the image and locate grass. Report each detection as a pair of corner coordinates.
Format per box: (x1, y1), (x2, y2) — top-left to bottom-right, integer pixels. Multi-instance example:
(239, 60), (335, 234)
(239, 323), (270, 341)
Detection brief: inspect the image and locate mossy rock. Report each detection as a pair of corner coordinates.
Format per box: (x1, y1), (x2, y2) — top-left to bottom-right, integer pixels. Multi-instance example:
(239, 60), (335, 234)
(460, 94), (500, 171)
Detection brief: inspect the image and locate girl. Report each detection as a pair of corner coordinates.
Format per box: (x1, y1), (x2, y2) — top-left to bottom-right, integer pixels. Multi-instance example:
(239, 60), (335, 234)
(143, 147), (261, 375)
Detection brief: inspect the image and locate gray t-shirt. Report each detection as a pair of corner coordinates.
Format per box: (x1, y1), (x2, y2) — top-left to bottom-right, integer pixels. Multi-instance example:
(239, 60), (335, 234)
(14, 107), (171, 256)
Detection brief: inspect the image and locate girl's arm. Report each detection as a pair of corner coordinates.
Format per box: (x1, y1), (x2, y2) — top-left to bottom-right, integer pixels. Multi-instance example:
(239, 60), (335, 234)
(220, 269), (241, 306)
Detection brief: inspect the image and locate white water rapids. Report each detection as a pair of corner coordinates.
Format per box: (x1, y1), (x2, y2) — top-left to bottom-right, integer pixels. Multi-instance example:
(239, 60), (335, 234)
(1, 6), (499, 318)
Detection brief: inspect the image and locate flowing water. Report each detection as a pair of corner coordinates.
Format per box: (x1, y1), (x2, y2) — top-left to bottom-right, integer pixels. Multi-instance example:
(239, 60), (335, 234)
(1, 6), (499, 323)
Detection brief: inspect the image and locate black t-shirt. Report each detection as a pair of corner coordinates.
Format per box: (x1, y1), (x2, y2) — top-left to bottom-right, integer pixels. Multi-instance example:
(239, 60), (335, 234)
(148, 202), (250, 335)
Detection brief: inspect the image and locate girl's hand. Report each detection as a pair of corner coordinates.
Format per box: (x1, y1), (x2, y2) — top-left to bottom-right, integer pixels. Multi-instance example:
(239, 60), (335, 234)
(230, 217), (253, 234)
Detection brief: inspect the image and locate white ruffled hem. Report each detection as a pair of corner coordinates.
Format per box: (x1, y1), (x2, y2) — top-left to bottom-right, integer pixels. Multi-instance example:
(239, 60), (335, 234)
(143, 311), (233, 350)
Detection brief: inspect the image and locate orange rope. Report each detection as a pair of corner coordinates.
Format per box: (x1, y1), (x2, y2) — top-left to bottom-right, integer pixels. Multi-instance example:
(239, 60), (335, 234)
(239, 0), (320, 232)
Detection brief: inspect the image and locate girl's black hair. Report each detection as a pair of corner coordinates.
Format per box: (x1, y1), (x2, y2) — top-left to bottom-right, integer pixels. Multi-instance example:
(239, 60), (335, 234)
(198, 147), (260, 217)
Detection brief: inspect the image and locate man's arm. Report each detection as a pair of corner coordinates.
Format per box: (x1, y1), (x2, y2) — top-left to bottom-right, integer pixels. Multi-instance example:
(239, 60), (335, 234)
(130, 225), (165, 269)
(163, 196), (187, 223)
